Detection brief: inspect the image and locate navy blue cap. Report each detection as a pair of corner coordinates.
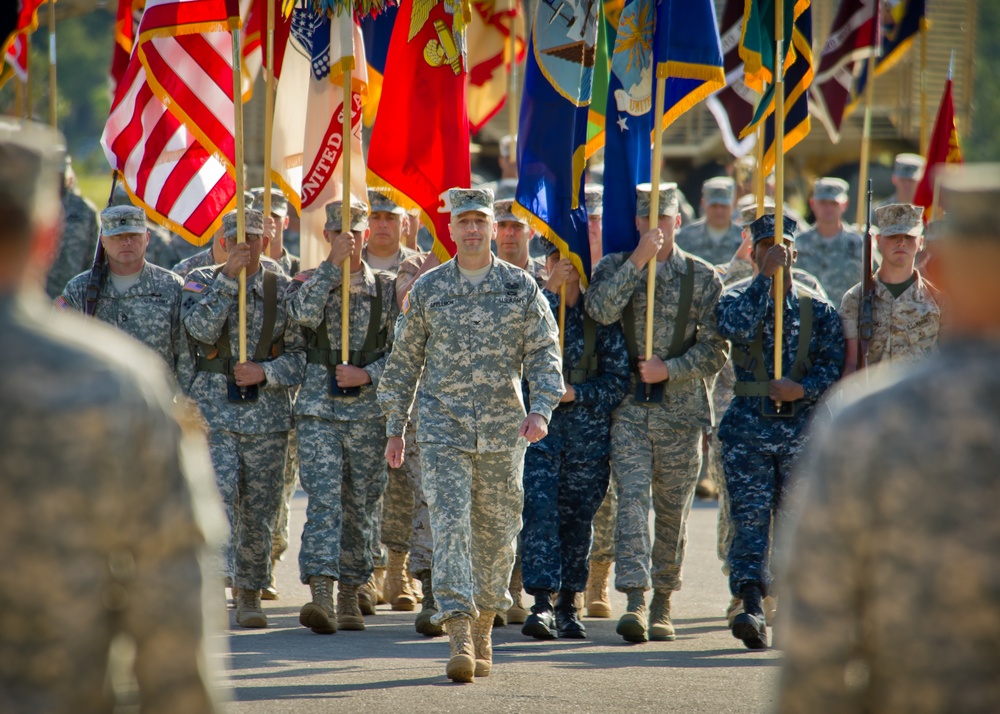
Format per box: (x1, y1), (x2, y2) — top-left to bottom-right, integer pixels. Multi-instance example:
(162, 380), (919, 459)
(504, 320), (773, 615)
(748, 214), (797, 245)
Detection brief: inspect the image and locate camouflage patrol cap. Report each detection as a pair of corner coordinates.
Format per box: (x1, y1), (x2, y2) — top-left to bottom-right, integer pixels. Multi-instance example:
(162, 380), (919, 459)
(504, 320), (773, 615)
(748, 213), (797, 245)
(875, 203), (924, 237)
(324, 198), (370, 231)
(893, 153), (925, 179)
(702, 176), (736, 206)
(499, 134), (517, 159)
(250, 187), (289, 217)
(111, 182), (134, 207)
(222, 209), (265, 240)
(100, 205), (147, 237)
(939, 163), (1000, 240)
(813, 177), (849, 202)
(585, 183), (603, 216)
(367, 188), (406, 215)
(494, 199), (527, 225)
(449, 187), (494, 217)
(636, 182), (679, 218)
(739, 198), (777, 226)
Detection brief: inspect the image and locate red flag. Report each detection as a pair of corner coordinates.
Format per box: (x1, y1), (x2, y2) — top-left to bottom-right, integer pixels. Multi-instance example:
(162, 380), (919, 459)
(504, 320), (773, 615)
(110, 0), (146, 95)
(4, 34), (27, 82)
(913, 78), (962, 221)
(367, 0), (471, 261)
(1, 0), (45, 90)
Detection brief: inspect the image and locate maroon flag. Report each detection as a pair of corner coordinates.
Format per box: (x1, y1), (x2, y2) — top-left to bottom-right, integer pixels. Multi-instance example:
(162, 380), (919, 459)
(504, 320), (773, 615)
(705, 0), (756, 157)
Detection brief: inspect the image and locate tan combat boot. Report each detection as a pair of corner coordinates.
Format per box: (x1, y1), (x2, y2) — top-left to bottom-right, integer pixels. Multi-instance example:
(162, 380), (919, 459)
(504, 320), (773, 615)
(386, 549), (417, 612)
(445, 617), (475, 683)
(358, 573), (380, 616)
(337, 582), (366, 631)
(615, 589), (648, 643)
(585, 560), (613, 618)
(726, 595), (743, 627)
(648, 589), (676, 641)
(236, 588), (267, 629)
(414, 571), (445, 637)
(472, 610), (495, 677)
(261, 558), (280, 601)
(298, 575), (336, 634)
(506, 565), (529, 625)
(373, 566), (388, 605)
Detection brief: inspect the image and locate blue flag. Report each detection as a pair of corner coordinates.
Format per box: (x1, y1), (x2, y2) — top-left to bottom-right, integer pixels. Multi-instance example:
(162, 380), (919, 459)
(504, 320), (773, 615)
(514, 0), (599, 284)
(602, 0), (724, 255)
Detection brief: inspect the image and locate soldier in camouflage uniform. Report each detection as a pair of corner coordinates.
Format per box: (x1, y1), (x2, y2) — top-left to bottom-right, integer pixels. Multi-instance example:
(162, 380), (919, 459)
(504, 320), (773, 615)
(876, 152), (925, 208)
(586, 183), (604, 269)
(778, 163), (1000, 714)
(378, 187), (564, 682)
(56, 206), (184, 373)
(106, 182), (199, 270)
(285, 199), (397, 635)
(520, 239), (630, 641)
(181, 209), (306, 629)
(716, 214), (844, 649)
(253, 187), (300, 277)
(586, 183), (729, 643)
(677, 176), (743, 266)
(794, 178), (864, 305)
(840, 204), (942, 376)
(45, 157), (99, 299)
(0, 119), (224, 714)
(172, 229), (283, 279)
(493, 198), (548, 286)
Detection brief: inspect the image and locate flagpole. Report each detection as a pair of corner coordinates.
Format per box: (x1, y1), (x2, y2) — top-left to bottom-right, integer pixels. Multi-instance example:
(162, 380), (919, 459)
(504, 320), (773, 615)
(755, 122), (765, 217)
(772, 0), (785, 402)
(645, 77), (667, 374)
(507, 7), (518, 144)
(47, 0), (57, 129)
(231, 27), (248, 365)
(14, 79), (23, 119)
(263, 0), (275, 219)
(24, 40), (32, 120)
(919, 25), (928, 155)
(855, 53), (876, 226)
(341, 52), (352, 368)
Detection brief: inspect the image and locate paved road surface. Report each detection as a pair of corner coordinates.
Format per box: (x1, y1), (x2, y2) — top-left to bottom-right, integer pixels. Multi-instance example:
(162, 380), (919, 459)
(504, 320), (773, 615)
(210, 493), (781, 713)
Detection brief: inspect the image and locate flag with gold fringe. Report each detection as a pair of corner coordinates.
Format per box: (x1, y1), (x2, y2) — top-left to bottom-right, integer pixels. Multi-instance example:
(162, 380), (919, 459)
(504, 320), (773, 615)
(913, 74), (961, 221)
(585, 0), (609, 159)
(849, 0), (926, 112)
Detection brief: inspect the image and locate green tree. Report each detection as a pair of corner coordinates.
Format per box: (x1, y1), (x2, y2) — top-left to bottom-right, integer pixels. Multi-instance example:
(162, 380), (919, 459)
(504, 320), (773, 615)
(968, 1), (1000, 160)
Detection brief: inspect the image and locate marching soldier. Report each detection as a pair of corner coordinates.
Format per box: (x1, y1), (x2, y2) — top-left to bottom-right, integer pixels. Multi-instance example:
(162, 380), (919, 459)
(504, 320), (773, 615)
(253, 187), (300, 276)
(778, 164), (1000, 714)
(494, 198), (547, 286)
(285, 198), (398, 635)
(57, 205), (184, 372)
(586, 183), (729, 644)
(586, 183), (604, 270)
(181, 209), (306, 629)
(716, 214), (844, 649)
(840, 204), (943, 375)
(106, 182), (199, 270)
(793, 178), (864, 305)
(45, 155), (99, 299)
(677, 176), (743, 266)
(876, 152), (925, 208)
(378, 187), (563, 683)
(172, 225), (283, 279)
(520, 239), (630, 640)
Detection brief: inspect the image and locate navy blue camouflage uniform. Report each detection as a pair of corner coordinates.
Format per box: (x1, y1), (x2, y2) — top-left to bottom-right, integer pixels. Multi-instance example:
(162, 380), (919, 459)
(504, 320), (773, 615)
(716, 273), (844, 596)
(521, 292), (630, 595)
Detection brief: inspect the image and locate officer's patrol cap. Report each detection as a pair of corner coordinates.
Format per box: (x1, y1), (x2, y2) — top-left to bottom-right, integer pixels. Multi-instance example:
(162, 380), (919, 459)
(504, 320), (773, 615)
(739, 198), (777, 226)
(585, 183), (603, 217)
(449, 187), (494, 218)
(101, 205), (147, 237)
(635, 182), (679, 218)
(494, 199), (528, 225)
(367, 188), (406, 216)
(893, 153), (925, 179)
(0, 119), (65, 233)
(813, 177), (849, 202)
(702, 177), (736, 206)
(222, 209), (265, 240)
(250, 187), (289, 217)
(875, 203), (924, 237)
(499, 134), (517, 159)
(324, 198), (370, 231)
(939, 162), (1000, 240)
(748, 214), (797, 245)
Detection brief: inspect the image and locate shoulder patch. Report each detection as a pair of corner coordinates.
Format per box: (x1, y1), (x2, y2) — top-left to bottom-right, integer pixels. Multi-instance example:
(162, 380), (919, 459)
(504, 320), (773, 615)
(183, 280), (207, 293)
(53, 296), (71, 311)
(402, 293), (411, 314)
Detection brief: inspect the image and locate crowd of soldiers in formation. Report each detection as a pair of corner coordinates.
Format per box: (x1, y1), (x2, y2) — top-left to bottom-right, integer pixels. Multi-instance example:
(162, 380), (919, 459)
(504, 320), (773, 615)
(34, 126), (954, 693)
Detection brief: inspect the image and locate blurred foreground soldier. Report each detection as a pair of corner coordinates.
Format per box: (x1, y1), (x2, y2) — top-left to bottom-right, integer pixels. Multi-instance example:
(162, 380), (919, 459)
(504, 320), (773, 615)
(587, 183), (728, 644)
(45, 154), (99, 299)
(286, 199), (397, 634)
(877, 152), (925, 208)
(378, 187), (563, 682)
(181, 209), (306, 629)
(778, 163), (1000, 714)
(677, 176), (742, 265)
(494, 199), (547, 285)
(716, 215), (844, 649)
(57, 205), (184, 372)
(794, 178), (863, 305)
(520, 240), (630, 641)
(0, 121), (224, 713)
(840, 204), (942, 376)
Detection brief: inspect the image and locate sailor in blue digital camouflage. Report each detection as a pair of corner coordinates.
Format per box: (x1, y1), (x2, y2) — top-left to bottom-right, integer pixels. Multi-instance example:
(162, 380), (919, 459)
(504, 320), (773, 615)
(586, 182), (729, 644)
(361, 187), (422, 611)
(677, 177), (744, 266)
(284, 198), (398, 635)
(793, 178), (864, 304)
(520, 239), (630, 641)
(56, 205), (185, 372)
(840, 203), (943, 377)
(494, 198), (547, 285)
(715, 213), (844, 650)
(253, 187), (300, 276)
(378, 187), (564, 682)
(0, 119), (226, 714)
(876, 152), (925, 208)
(779, 164), (1000, 714)
(181, 208), (306, 630)
(45, 156), (99, 299)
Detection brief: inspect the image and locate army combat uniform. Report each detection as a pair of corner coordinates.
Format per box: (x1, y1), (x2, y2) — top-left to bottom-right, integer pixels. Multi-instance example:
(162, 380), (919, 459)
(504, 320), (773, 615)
(793, 225), (864, 306)
(46, 189), (99, 299)
(716, 214), (844, 649)
(676, 176), (743, 266)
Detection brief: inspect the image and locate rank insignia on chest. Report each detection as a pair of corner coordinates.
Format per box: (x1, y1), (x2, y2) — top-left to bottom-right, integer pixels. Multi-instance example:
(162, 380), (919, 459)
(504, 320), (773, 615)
(53, 296), (70, 311)
(183, 281), (207, 293)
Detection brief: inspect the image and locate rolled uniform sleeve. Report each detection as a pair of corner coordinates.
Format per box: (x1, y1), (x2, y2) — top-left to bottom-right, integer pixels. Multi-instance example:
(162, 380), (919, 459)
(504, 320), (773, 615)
(378, 288), (427, 437)
(520, 287), (564, 423)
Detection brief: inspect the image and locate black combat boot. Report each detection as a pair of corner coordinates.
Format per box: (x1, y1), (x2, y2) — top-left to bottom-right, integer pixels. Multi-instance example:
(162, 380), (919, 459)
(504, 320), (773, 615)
(731, 584), (767, 649)
(521, 592), (557, 640)
(555, 590), (586, 639)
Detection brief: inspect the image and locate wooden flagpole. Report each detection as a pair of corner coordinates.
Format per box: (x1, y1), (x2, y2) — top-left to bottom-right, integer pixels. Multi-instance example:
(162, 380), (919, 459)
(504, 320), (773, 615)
(772, 0), (786, 402)
(920, 25), (928, 155)
(341, 28), (353, 368)
(755, 123), (765, 217)
(263, 0), (275, 219)
(47, 0), (56, 129)
(645, 77), (667, 377)
(231, 26), (248, 364)
(855, 52), (876, 226)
